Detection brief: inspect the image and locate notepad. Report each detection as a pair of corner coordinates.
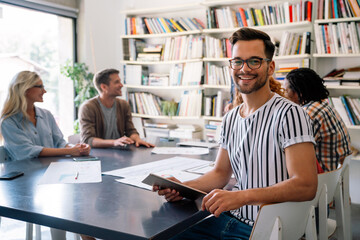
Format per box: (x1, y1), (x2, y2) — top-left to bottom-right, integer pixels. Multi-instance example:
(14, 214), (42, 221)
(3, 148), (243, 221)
(176, 141), (219, 149)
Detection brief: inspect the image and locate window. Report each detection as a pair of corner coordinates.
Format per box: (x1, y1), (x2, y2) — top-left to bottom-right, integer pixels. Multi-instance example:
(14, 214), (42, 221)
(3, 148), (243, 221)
(0, 3), (76, 138)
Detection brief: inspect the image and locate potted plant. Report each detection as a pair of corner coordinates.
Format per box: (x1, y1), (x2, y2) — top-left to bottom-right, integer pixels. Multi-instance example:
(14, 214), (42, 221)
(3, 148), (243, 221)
(61, 60), (97, 133)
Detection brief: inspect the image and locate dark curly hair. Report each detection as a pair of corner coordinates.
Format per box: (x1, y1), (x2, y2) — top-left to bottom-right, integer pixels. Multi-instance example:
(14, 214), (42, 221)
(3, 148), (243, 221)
(285, 68), (329, 105)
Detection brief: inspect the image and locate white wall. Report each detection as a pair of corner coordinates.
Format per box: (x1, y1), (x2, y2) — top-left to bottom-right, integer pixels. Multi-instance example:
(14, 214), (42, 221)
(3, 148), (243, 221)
(77, 0), (122, 73)
(77, 0), (203, 75)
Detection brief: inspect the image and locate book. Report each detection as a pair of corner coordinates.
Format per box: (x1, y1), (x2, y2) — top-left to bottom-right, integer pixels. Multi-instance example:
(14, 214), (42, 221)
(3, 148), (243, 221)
(142, 173), (206, 200)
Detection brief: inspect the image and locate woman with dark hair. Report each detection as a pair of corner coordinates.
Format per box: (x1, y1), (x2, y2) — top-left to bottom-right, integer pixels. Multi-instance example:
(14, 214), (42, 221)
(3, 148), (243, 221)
(284, 68), (351, 172)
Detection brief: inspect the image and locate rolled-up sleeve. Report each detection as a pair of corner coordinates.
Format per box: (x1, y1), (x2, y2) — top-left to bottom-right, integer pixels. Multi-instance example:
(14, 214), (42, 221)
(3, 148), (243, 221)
(1, 118), (43, 161)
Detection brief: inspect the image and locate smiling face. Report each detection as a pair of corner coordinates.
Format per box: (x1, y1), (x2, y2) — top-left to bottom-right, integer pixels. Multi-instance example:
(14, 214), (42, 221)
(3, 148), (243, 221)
(25, 80), (46, 104)
(231, 40), (275, 95)
(101, 73), (123, 97)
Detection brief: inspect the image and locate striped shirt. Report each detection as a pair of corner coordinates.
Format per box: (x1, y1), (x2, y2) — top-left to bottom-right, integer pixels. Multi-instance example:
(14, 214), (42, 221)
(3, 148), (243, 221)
(219, 93), (314, 226)
(304, 100), (351, 172)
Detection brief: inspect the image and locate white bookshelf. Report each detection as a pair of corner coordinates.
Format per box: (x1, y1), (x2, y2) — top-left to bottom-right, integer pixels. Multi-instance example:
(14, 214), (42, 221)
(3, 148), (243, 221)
(121, 30), (202, 39)
(313, 54), (360, 58)
(124, 84), (202, 90)
(121, 0), (360, 140)
(314, 17), (360, 24)
(202, 116), (223, 121)
(121, 59), (202, 65)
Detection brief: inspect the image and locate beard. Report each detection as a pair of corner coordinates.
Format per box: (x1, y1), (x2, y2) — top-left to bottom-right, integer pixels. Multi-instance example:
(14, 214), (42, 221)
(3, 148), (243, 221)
(234, 69), (269, 94)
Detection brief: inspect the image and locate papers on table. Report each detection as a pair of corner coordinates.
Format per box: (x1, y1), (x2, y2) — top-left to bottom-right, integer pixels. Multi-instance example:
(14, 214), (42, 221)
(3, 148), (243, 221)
(103, 156), (212, 190)
(151, 147), (209, 155)
(117, 169), (201, 190)
(38, 161), (102, 184)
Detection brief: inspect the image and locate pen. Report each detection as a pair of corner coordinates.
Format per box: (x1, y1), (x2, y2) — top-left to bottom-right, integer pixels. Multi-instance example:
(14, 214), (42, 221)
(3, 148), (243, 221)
(75, 172), (79, 180)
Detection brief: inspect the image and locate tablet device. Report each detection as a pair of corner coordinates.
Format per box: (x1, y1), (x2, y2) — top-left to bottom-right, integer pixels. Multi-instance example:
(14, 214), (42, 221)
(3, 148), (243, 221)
(142, 173), (206, 200)
(73, 156), (99, 161)
(0, 171), (24, 180)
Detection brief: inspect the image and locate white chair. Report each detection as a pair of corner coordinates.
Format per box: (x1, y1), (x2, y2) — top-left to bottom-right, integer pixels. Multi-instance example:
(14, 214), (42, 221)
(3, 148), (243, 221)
(339, 156), (351, 240)
(311, 161), (352, 240)
(250, 201), (317, 240)
(0, 146), (42, 240)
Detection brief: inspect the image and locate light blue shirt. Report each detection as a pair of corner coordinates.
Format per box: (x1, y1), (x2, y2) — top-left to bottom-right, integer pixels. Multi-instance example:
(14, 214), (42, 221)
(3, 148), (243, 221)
(1, 107), (67, 161)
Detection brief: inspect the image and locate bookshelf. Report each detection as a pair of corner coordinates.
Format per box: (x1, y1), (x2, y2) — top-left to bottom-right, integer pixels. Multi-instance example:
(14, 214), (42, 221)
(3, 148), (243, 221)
(313, 1), (360, 148)
(121, 0), (360, 142)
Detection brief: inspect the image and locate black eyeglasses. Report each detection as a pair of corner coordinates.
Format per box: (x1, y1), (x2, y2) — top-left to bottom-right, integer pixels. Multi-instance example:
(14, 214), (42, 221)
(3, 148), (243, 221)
(33, 84), (44, 89)
(229, 57), (271, 70)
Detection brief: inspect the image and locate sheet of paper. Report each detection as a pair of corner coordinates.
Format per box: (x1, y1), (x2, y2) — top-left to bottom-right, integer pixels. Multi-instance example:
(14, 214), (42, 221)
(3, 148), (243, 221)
(38, 161), (102, 184)
(116, 169), (201, 191)
(103, 156), (210, 178)
(151, 147), (209, 155)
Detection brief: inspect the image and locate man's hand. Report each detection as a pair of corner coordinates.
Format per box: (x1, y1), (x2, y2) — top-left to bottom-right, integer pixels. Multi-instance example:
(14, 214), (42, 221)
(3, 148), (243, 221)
(153, 177), (183, 202)
(114, 136), (134, 146)
(134, 138), (155, 148)
(202, 189), (245, 217)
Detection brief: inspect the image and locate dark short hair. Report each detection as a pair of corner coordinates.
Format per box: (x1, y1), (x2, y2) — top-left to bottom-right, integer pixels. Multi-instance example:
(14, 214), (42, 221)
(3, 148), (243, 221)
(93, 68), (119, 92)
(286, 68), (329, 105)
(229, 27), (275, 60)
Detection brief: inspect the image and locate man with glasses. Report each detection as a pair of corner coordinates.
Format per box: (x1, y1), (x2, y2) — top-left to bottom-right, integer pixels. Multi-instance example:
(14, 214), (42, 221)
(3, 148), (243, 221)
(154, 28), (318, 239)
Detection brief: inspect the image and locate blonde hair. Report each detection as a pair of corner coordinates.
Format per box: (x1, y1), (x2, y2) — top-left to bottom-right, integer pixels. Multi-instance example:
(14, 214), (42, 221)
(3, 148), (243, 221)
(1, 71), (41, 122)
(233, 76), (285, 107)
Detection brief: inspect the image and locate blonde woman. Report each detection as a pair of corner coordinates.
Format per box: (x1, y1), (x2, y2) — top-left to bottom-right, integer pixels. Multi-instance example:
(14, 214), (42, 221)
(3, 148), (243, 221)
(0, 71), (91, 161)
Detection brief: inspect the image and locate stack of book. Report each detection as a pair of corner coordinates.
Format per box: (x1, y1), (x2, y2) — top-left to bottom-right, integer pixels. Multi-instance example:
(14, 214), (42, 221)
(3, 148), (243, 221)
(148, 73), (169, 86)
(125, 17), (205, 35)
(203, 91), (228, 118)
(128, 92), (162, 116)
(177, 90), (202, 117)
(329, 95), (360, 126)
(162, 35), (203, 61)
(137, 45), (163, 62)
(169, 124), (202, 139)
(314, 22), (360, 54)
(317, 0), (360, 19)
(204, 121), (222, 142)
(274, 63), (300, 81)
(323, 67), (360, 86)
(143, 121), (176, 138)
(205, 63), (232, 86)
(204, 36), (231, 58)
(278, 31), (311, 56)
(206, 1), (313, 29)
(169, 62), (202, 86)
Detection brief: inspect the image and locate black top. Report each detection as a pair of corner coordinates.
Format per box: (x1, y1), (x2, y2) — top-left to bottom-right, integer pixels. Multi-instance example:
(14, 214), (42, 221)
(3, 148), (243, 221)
(0, 140), (216, 239)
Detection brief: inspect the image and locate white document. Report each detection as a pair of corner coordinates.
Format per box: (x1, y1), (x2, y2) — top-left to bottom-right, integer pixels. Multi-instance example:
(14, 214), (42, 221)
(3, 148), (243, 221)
(116, 169), (201, 190)
(103, 156), (210, 178)
(104, 156), (211, 190)
(151, 147), (209, 155)
(38, 161), (102, 184)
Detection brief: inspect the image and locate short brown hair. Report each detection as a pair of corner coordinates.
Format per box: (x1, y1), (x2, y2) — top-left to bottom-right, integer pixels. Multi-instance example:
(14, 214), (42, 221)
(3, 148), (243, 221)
(229, 27), (275, 60)
(93, 68), (119, 92)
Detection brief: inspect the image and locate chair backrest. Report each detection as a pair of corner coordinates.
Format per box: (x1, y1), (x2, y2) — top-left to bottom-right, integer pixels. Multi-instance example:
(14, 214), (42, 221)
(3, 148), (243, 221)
(250, 201), (316, 240)
(68, 134), (80, 145)
(339, 155), (352, 240)
(0, 146), (8, 162)
(314, 167), (343, 206)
